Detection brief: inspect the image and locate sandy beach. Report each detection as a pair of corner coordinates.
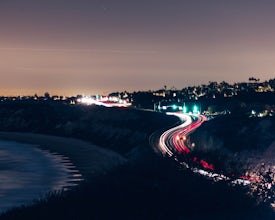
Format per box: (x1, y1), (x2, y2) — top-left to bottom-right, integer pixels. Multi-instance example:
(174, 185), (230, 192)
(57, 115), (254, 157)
(0, 132), (126, 180)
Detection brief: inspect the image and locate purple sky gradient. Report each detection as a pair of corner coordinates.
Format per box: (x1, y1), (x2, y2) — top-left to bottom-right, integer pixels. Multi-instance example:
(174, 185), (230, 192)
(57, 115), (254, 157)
(0, 0), (275, 95)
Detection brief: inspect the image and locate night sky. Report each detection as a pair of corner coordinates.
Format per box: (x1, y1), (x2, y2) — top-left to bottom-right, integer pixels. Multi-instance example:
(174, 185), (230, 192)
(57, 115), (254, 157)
(1, 0), (275, 95)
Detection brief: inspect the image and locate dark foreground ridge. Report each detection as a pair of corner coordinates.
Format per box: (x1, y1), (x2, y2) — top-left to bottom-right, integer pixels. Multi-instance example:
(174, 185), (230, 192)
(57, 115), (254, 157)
(191, 115), (275, 169)
(0, 103), (274, 219)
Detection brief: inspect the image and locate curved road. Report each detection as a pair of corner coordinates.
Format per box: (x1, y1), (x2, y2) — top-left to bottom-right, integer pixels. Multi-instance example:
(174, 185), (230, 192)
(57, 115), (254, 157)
(156, 112), (252, 185)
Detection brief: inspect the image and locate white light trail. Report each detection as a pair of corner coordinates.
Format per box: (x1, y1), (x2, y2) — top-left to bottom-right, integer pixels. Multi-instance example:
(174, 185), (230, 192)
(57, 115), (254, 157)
(157, 112), (252, 186)
(158, 113), (192, 156)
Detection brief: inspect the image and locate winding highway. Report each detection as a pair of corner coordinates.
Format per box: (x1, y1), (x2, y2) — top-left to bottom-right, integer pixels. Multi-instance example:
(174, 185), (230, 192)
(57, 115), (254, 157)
(156, 112), (252, 185)
(158, 113), (214, 170)
(158, 113), (192, 157)
(155, 112), (275, 209)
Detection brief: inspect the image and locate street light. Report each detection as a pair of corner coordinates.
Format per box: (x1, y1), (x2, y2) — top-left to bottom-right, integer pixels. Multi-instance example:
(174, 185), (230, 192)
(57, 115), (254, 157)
(193, 105), (198, 113)
(183, 105), (187, 113)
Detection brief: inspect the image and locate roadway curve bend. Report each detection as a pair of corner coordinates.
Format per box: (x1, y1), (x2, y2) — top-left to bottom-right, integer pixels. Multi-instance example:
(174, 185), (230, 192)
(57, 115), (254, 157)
(153, 113), (252, 185)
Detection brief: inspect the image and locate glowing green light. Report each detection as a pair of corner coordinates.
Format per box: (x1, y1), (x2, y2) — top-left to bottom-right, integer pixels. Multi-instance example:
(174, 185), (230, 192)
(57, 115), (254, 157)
(193, 105), (198, 113)
(183, 106), (187, 113)
(172, 105), (177, 110)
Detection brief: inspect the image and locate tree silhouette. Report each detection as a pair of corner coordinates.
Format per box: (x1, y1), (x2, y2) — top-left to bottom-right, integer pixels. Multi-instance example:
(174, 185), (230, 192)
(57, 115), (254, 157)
(44, 92), (50, 99)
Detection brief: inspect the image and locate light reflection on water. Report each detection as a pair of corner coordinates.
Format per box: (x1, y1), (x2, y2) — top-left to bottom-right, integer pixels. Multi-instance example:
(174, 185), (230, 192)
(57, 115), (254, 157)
(0, 140), (82, 213)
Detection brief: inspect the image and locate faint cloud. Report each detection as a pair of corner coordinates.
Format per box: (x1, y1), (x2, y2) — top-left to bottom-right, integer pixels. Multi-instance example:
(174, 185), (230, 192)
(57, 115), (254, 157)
(0, 47), (157, 54)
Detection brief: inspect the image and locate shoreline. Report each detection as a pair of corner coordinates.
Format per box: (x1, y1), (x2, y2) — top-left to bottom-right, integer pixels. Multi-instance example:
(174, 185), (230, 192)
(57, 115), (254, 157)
(0, 140), (73, 213)
(0, 132), (126, 180)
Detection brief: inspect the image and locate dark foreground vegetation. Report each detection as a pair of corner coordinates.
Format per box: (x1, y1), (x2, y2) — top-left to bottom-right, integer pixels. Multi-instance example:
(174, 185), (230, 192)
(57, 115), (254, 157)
(1, 150), (273, 220)
(0, 102), (274, 219)
(190, 114), (275, 174)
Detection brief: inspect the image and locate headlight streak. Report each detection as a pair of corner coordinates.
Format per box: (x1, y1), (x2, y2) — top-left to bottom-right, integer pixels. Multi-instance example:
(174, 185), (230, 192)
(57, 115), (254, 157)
(158, 113), (192, 156)
(157, 112), (253, 186)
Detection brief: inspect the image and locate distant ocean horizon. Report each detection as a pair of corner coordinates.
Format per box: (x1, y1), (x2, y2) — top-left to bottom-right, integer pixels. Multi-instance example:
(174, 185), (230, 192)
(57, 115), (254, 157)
(0, 140), (72, 213)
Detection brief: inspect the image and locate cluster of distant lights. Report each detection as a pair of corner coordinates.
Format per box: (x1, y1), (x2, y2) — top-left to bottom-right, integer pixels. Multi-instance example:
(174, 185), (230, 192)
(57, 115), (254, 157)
(158, 104), (200, 114)
(251, 109), (273, 117)
(77, 96), (131, 108)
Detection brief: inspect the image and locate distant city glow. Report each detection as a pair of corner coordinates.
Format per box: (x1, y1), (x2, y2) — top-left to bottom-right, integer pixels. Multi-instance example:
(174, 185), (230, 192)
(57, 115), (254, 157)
(78, 96), (131, 108)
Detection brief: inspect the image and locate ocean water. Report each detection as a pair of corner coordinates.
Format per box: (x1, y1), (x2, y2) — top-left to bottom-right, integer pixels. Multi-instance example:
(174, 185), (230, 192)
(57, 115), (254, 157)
(0, 140), (79, 213)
